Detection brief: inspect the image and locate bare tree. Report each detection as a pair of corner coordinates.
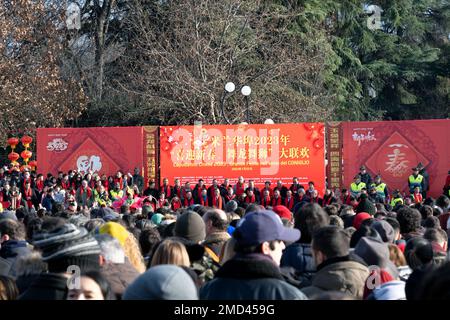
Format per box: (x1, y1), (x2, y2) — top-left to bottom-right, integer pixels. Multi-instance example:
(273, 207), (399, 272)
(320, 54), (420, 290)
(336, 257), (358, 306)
(0, 0), (86, 144)
(113, 0), (334, 125)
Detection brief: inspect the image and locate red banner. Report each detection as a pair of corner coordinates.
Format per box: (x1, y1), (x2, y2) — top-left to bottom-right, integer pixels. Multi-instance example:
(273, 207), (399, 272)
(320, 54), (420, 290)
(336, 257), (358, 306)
(342, 119), (450, 197)
(160, 123), (325, 193)
(326, 122), (343, 190)
(36, 127), (157, 184)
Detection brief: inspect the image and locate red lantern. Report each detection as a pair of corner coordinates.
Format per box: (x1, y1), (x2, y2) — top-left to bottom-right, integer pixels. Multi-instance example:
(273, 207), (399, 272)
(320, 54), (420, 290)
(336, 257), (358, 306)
(29, 160), (37, 169)
(21, 135), (33, 148)
(8, 152), (20, 163)
(7, 137), (19, 150)
(21, 150), (32, 162)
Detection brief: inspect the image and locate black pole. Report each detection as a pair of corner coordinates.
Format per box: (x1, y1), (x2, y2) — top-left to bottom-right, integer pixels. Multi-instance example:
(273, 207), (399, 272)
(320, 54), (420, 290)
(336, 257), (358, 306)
(220, 91), (231, 124)
(245, 96), (250, 123)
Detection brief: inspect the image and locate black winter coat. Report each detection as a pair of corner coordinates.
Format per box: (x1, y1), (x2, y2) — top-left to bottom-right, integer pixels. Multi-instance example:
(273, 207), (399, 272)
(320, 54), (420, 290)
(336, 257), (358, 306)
(18, 273), (68, 300)
(0, 240), (32, 278)
(199, 254), (307, 300)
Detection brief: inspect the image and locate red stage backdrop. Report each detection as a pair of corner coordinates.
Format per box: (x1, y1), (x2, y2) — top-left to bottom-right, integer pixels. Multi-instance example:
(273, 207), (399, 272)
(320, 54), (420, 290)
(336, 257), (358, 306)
(37, 127), (158, 185)
(342, 119), (450, 197)
(160, 123), (325, 193)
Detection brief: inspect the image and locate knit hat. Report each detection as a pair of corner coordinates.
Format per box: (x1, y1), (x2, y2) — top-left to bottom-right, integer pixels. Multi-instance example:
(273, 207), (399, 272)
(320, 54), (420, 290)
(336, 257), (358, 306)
(353, 212), (372, 229)
(68, 213), (89, 227)
(123, 265), (198, 300)
(0, 210), (17, 222)
(354, 236), (399, 279)
(174, 211), (206, 243)
(151, 213), (164, 225)
(272, 205), (292, 221)
(98, 222), (129, 247)
(372, 220), (395, 243)
(225, 200), (238, 213)
(32, 223), (101, 273)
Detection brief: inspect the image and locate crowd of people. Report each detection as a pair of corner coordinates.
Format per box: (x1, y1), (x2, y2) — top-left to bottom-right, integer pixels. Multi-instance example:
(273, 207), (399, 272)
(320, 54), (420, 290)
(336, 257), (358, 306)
(0, 164), (449, 300)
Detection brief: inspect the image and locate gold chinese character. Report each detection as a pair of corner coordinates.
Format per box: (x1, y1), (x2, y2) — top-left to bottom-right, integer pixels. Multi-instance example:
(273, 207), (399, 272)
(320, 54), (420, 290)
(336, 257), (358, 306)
(280, 147), (289, 159)
(259, 148), (268, 160)
(300, 147), (310, 159)
(211, 136), (221, 148)
(227, 149), (236, 161)
(207, 149), (216, 160)
(288, 147), (300, 159)
(248, 149), (257, 160)
(280, 135), (290, 147)
(238, 148), (246, 160)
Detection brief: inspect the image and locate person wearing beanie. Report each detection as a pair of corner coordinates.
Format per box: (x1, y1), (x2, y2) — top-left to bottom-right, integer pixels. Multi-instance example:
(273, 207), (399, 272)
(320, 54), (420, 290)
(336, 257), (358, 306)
(301, 226), (369, 299)
(175, 210), (219, 283)
(32, 223), (102, 273)
(19, 223), (102, 300)
(123, 265), (198, 300)
(224, 200), (238, 213)
(175, 211), (206, 243)
(353, 212), (372, 229)
(200, 210), (306, 300)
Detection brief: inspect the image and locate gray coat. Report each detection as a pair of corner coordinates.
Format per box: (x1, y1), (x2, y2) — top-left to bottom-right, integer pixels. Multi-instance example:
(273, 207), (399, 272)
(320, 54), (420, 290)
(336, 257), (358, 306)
(301, 256), (369, 299)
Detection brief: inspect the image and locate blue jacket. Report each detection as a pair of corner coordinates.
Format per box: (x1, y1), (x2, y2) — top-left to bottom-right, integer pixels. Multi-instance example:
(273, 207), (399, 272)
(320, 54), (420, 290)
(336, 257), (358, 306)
(281, 242), (316, 280)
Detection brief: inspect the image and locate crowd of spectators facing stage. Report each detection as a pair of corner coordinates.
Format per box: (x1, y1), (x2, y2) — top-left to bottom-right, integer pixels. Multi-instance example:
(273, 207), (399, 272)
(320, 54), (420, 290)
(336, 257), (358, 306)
(0, 165), (449, 300)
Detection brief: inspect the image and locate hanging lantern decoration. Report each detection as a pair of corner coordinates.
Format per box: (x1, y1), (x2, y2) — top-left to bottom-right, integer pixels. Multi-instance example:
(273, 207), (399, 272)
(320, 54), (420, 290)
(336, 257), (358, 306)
(21, 150), (32, 165)
(21, 135), (33, 149)
(7, 137), (19, 150)
(8, 152), (20, 165)
(20, 165), (31, 172)
(29, 160), (38, 171)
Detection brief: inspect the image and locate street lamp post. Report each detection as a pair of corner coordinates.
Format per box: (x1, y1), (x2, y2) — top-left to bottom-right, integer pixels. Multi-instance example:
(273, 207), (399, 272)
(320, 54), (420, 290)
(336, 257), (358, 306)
(220, 82), (252, 124)
(220, 82), (235, 124)
(241, 85), (251, 124)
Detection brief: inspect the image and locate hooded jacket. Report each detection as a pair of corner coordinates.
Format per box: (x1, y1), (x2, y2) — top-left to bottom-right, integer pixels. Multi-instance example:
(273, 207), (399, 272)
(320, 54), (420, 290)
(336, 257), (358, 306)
(367, 280), (406, 300)
(301, 255), (369, 299)
(199, 253), (307, 300)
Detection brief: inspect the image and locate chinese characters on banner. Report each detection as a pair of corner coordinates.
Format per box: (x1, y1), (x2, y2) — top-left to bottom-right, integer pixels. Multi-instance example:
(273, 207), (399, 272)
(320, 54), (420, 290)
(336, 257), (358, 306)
(143, 126), (159, 185)
(160, 123), (325, 193)
(342, 119), (450, 198)
(37, 127), (158, 185)
(326, 122), (343, 190)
